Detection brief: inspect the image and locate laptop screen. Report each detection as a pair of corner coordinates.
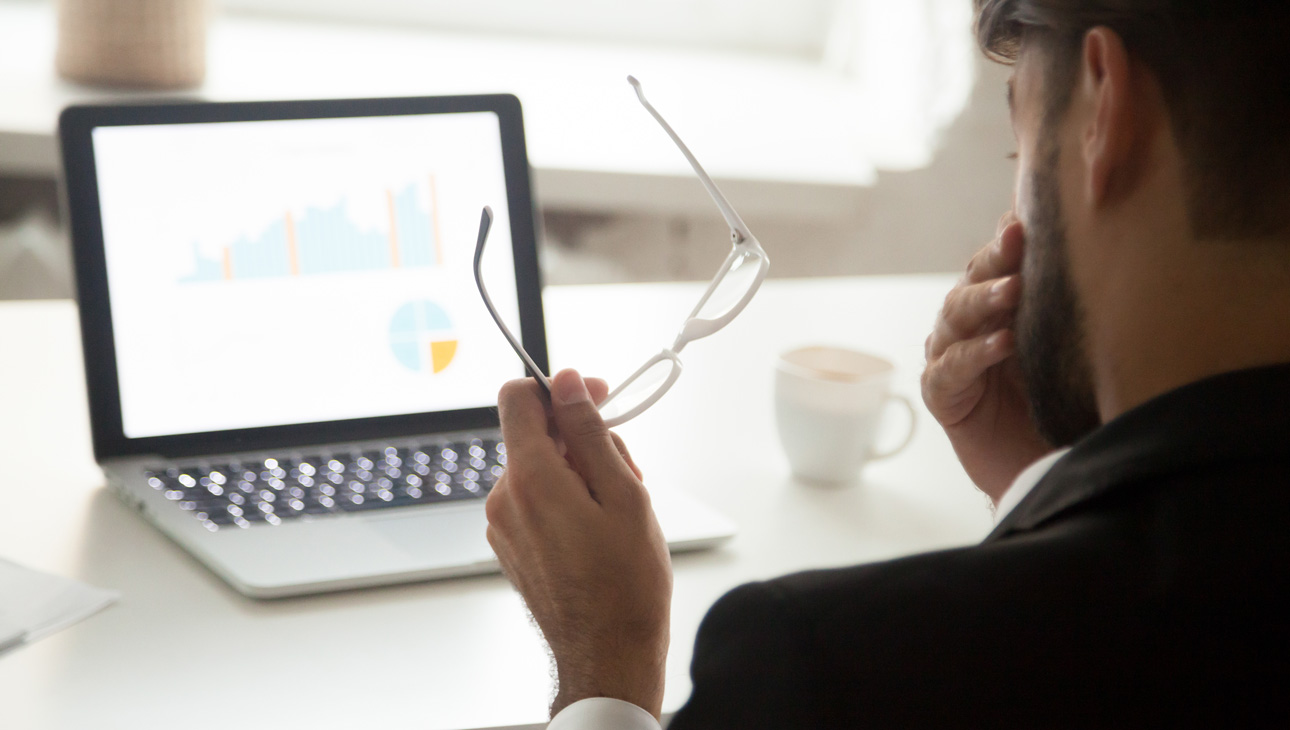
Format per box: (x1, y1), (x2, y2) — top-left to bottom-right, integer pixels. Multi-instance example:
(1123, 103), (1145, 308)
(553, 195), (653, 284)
(89, 112), (528, 440)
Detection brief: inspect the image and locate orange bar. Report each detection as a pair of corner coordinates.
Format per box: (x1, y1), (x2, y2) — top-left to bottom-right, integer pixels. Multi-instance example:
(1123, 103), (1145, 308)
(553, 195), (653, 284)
(429, 175), (444, 266)
(285, 210), (300, 276)
(386, 189), (401, 268)
(221, 247), (233, 281)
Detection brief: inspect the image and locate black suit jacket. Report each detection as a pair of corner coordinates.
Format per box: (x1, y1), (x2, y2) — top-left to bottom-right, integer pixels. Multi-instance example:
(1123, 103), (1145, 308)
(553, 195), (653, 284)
(668, 365), (1290, 728)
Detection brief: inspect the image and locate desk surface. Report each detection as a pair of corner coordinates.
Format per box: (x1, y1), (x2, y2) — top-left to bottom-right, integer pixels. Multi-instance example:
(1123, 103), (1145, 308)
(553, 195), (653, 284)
(0, 275), (992, 729)
(0, 2), (879, 219)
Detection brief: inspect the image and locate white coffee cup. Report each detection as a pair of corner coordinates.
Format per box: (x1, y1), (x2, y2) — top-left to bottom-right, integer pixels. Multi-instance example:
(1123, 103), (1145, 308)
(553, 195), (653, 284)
(775, 346), (916, 484)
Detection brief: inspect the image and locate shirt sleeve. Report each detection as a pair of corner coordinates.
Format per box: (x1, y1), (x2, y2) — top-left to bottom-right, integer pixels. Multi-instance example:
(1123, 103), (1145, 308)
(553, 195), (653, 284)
(547, 697), (662, 730)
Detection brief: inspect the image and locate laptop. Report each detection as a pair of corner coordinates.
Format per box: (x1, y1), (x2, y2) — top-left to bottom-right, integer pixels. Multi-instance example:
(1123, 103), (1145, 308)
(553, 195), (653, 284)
(59, 95), (735, 599)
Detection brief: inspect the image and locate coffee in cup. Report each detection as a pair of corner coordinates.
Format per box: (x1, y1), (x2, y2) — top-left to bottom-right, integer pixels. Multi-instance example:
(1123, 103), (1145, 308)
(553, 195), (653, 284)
(775, 346), (916, 484)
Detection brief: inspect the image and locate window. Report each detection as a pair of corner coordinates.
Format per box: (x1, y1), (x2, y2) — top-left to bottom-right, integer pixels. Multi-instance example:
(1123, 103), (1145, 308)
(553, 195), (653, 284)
(220, 0), (837, 58)
(218, 0), (975, 169)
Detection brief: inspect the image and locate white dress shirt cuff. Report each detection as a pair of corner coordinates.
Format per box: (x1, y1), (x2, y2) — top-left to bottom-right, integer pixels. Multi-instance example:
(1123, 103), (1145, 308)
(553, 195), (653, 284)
(548, 697), (662, 730)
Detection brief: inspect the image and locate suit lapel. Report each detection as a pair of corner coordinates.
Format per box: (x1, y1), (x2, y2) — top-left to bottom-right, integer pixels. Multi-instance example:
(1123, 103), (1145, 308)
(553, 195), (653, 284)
(985, 363), (1290, 542)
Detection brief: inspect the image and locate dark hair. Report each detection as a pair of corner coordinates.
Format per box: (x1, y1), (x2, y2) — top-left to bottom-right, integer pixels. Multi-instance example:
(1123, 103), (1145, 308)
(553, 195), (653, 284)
(974, 1), (1290, 240)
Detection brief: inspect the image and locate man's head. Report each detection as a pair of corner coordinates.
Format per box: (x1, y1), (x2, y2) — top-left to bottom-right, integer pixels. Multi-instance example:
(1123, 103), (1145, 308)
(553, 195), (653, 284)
(975, 1), (1290, 445)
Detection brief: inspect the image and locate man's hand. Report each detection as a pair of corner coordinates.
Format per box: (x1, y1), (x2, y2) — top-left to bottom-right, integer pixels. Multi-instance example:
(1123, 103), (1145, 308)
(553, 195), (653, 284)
(922, 215), (1053, 504)
(486, 369), (672, 719)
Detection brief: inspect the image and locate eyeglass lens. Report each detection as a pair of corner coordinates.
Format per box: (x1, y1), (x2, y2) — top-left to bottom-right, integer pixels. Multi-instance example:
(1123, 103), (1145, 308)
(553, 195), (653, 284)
(693, 247), (767, 322)
(599, 356), (679, 423)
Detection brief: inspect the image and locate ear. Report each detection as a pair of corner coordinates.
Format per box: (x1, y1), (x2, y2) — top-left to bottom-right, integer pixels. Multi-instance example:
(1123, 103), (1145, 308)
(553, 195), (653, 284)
(1078, 27), (1137, 206)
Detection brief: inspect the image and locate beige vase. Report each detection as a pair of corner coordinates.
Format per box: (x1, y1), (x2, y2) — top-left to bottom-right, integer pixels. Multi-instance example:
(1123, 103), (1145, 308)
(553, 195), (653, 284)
(56, 0), (210, 89)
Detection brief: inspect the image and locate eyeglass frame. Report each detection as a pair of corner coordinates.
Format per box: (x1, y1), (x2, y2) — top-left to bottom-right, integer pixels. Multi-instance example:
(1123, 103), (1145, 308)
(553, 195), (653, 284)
(474, 75), (769, 427)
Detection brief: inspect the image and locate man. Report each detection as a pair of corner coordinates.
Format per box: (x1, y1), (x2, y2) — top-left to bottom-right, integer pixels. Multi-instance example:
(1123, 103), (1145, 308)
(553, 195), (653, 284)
(484, 0), (1290, 726)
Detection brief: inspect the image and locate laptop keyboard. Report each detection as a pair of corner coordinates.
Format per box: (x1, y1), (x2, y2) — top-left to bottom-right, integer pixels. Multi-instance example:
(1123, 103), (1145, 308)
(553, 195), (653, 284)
(143, 437), (506, 532)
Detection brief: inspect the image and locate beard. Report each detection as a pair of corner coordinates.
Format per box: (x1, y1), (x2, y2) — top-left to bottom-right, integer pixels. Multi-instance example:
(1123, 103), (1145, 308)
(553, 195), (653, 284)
(1014, 142), (1102, 447)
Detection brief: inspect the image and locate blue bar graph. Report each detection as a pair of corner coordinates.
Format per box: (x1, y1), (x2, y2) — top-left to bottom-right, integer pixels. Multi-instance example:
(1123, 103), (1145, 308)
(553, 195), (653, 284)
(181, 178), (442, 283)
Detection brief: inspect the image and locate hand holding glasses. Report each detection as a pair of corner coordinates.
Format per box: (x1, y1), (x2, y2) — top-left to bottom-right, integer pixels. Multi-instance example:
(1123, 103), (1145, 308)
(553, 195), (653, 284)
(474, 76), (769, 427)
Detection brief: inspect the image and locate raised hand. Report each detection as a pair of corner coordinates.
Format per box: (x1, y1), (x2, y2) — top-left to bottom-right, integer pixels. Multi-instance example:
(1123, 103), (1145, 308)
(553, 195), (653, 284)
(486, 369), (672, 719)
(921, 215), (1053, 504)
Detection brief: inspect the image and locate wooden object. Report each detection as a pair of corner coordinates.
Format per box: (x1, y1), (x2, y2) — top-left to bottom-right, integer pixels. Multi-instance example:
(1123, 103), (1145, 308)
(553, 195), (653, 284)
(56, 0), (208, 89)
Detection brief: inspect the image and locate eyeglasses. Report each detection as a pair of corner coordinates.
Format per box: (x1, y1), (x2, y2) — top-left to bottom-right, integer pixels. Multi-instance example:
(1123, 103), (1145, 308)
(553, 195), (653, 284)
(474, 75), (769, 427)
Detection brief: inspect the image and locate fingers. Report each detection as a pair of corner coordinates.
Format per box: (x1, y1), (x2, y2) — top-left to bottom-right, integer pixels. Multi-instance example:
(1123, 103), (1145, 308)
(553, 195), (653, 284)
(549, 369), (640, 498)
(496, 373), (642, 499)
(587, 378), (610, 406)
(612, 432), (644, 481)
(496, 375), (628, 460)
(922, 329), (1016, 426)
(927, 274), (1021, 360)
(963, 219), (1025, 286)
(927, 217), (1026, 362)
(996, 210), (1018, 236)
(497, 378), (559, 464)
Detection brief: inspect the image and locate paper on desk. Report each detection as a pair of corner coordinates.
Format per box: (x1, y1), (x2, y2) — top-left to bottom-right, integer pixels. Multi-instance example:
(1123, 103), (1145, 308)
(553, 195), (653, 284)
(0, 558), (118, 657)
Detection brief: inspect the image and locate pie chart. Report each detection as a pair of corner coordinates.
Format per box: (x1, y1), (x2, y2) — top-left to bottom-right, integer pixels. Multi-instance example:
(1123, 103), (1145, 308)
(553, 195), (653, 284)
(389, 301), (459, 374)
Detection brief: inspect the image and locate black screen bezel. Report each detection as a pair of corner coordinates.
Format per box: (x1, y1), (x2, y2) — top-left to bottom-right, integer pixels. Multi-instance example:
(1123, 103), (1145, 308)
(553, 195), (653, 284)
(59, 95), (547, 460)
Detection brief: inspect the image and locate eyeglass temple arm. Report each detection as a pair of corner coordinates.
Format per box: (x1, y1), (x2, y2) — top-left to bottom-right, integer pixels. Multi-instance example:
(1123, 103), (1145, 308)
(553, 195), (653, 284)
(473, 206), (552, 394)
(628, 76), (753, 244)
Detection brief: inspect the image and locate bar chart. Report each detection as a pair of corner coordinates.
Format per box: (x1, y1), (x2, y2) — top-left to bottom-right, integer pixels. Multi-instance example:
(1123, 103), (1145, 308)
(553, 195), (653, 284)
(181, 177), (444, 283)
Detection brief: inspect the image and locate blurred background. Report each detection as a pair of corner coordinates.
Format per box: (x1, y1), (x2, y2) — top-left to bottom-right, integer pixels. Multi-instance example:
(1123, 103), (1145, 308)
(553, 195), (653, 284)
(0, 0), (1016, 300)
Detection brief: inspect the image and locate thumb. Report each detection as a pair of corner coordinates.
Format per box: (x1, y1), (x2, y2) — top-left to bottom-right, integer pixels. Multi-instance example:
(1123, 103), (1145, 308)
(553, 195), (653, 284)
(550, 369), (636, 492)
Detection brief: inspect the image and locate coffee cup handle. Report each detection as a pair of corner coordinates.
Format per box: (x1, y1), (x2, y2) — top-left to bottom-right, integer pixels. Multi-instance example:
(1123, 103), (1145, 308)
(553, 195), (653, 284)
(869, 394), (917, 461)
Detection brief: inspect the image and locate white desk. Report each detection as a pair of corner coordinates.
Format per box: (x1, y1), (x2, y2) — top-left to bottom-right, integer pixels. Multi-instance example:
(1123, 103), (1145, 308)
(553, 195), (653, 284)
(0, 1), (878, 219)
(0, 275), (993, 729)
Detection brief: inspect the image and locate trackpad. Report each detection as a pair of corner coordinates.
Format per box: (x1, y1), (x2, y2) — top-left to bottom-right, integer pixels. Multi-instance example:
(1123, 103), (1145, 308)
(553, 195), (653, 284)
(371, 507), (494, 567)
